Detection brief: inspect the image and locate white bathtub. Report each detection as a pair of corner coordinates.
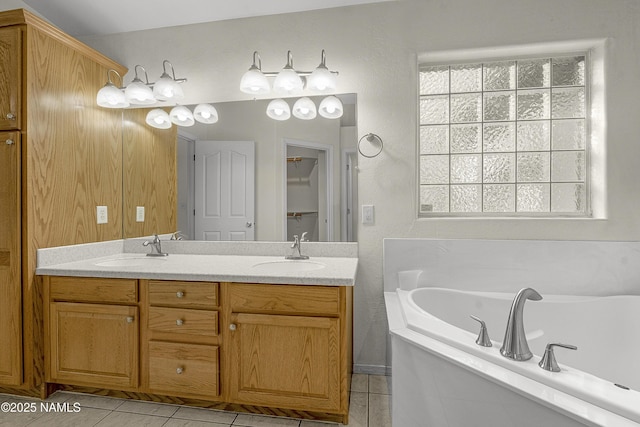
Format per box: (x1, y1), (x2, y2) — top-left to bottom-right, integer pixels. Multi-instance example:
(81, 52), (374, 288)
(385, 287), (640, 426)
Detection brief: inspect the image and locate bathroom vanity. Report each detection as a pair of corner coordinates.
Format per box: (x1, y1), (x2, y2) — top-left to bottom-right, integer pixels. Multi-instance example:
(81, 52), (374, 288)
(37, 242), (357, 424)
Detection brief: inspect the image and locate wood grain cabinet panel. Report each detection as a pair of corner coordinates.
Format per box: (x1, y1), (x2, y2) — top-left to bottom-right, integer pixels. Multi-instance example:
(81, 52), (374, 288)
(0, 131), (21, 385)
(0, 26), (20, 130)
(148, 341), (219, 399)
(47, 302), (138, 389)
(229, 283), (340, 316)
(49, 276), (137, 303)
(148, 280), (218, 309)
(148, 307), (218, 337)
(228, 312), (341, 412)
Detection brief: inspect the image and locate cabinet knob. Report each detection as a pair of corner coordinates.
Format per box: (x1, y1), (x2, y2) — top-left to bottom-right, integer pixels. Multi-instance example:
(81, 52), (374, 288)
(126, 316), (134, 323)
(229, 323), (237, 331)
(176, 319), (184, 326)
(176, 367), (183, 374)
(5, 139), (14, 146)
(176, 291), (184, 298)
(6, 113), (15, 120)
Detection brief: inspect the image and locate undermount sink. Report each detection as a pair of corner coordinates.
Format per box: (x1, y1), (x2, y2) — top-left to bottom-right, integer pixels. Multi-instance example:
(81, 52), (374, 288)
(251, 260), (326, 273)
(95, 256), (167, 267)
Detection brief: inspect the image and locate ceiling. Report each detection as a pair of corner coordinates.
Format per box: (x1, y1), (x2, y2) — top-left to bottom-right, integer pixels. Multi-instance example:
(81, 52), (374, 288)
(21, 0), (393, 37)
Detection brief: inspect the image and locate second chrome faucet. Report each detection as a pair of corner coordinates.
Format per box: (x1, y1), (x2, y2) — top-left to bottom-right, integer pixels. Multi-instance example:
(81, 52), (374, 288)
(500, 287), (542, 361)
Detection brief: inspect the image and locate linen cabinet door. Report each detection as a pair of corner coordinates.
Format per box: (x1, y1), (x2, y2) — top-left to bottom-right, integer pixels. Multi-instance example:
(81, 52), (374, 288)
(228, 313), (341, 412)
(0, 27), (21, 130)
(48, 302), (139, 389)
(0, 131), (21, 385)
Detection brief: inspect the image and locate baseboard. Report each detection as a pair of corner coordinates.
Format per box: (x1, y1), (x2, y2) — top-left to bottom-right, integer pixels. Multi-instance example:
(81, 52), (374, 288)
(353, 364), (392, 376)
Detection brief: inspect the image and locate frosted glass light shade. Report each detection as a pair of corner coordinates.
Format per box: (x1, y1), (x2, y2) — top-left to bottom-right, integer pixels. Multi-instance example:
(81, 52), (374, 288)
(240, 67), (270, 94)
(292, 97), (317, 120)
(170, 105), (195, 127)
(97, 83), (128, 108)
(273, 68), (303, 94)
(194, 104), (219, 124)
(307, 66), (337, 92)
(318, 96), (343, 119)
(153, 75), (184, 101)
(145, 109), (171, 129)
(266, 99), (291, 121)
(125, 80), (155, 105)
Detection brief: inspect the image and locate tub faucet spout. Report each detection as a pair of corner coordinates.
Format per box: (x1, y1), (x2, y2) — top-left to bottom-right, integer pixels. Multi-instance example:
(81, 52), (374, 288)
(500, 287), (542, 361)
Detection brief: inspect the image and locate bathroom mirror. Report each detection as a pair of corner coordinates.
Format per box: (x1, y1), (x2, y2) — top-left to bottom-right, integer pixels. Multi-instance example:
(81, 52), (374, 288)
(123, 94), (358, 242)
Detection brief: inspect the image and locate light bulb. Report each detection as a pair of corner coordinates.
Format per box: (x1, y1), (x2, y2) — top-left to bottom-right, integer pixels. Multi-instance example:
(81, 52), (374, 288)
(266, 99), (291, 121)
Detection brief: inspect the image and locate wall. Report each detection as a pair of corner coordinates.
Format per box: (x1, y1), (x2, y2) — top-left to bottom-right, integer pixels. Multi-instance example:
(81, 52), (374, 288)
(78, 0), (640, 371)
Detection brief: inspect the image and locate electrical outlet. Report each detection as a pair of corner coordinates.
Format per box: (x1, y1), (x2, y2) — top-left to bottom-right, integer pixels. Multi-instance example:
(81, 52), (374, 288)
(362, 205), (375, 225)
(136, 206), (145, 222)
(97, 206), (108, 224)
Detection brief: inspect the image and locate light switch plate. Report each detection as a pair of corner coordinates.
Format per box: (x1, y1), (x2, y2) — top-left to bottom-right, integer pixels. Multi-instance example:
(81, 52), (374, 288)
(362, 205), (374, 225)
(97, 206), (108, 224)
(136, 206), (145, 222)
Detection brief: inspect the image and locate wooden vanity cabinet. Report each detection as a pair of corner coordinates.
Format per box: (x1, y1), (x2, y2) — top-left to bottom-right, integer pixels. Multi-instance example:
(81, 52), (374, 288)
(0, 26), (21, 130)
(141, 280), (221, 400)
(44, 277), (139, 390)
(225, 283), (352, 419)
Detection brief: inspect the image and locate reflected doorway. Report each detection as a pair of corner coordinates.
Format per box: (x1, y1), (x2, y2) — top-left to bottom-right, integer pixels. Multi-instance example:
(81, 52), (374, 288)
(284, 139), (333, 242)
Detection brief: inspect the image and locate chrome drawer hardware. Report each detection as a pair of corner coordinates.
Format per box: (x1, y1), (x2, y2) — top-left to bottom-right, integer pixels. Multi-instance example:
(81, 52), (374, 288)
(176, 291), (184, 298)
(229, 323), (237, 331)
(176, 319), (184, 326)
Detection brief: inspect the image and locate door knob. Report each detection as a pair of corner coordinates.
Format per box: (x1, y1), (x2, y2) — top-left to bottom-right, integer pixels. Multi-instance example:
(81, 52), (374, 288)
(246, 222), (253, 228)
(229, 323), (237, 331)
(6, 113), (15, 120)
(126, 316), (134, 323)
(176, 367), (184, 374)
(176, 291), (184, 298)
(176, 319), (184, 326)
(5, 139), (14, 145)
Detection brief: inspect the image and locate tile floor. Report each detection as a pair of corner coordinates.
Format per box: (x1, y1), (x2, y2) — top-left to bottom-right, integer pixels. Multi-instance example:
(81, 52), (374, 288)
(0, 374), (391, 427)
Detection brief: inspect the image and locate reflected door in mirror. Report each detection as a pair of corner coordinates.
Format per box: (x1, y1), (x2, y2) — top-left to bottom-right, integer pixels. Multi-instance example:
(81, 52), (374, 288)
(194, 141), (255, 240)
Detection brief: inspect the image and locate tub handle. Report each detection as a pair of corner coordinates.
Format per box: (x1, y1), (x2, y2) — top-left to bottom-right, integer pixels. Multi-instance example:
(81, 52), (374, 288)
(539, 343), (577, 372)
(470, 315), (492, 347)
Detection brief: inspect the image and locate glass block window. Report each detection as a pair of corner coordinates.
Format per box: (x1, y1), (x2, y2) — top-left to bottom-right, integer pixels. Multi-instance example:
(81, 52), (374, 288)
(419, 55), (588, 215)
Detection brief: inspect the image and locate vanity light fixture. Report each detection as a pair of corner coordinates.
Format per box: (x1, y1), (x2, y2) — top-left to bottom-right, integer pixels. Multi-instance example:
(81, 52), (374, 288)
(318, 95), (343, 119)
(266, 96), (343, 121)
(292, 97), (317, 120)
(145, 108), (172, 129)
(266, 98), (291, 121)
(239, 50), (338, 96)
(169, 105), (195, 127)
(97, 60), (186, 108)
(96, 69), (129, 108)
(239, 51), (270, 95)
(124, 65), (155, 105)
(193, 103), (219, 124)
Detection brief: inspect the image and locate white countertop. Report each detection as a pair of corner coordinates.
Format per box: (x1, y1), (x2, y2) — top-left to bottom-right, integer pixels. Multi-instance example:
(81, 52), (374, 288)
(36, 252), (358, 286)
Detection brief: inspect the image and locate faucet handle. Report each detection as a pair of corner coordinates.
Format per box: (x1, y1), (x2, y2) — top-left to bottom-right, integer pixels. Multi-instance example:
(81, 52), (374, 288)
(539, 343), (577, 372)
(300, 232), (308, 242)
(470, 315), (492, 347)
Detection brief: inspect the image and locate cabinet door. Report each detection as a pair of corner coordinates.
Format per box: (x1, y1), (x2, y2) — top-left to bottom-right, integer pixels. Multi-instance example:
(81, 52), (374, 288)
(228, 313), (341, 412)
(0, 27), (21, 130)
(0, 131), (21, 385)
(48, 302), (138, 389)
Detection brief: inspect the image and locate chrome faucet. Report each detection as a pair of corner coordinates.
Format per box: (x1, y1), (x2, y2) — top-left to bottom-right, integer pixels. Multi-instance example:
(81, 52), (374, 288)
(500, 287), (542, 361)
(286, 232), (309, 260)
(142, 234), (169, 257)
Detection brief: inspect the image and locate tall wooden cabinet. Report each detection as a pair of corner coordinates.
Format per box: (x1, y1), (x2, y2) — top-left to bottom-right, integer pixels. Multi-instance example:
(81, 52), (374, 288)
(0, 9), (127, 396)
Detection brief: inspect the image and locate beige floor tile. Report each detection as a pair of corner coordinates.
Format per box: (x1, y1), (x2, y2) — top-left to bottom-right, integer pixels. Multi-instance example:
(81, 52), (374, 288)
(173, 406), (238, 424)
(64, 392), (125, 411)
(45, 391), (72, 403)
(95, 411), (169, 426)
(164, 418), (233, 427)
(367, 375), (391, 395)
(367, 394), (391, 427)
(0, 408), (45, 427)
(350, 374), (368, 393)
(345, 391), (368, 427)
(116, 399), (178, 417)
(26, 406), (111, 427)
(233, 413), (301, 426)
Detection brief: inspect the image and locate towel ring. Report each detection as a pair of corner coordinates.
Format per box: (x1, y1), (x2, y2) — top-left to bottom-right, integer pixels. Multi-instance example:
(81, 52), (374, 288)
(358, 133), (383, 158)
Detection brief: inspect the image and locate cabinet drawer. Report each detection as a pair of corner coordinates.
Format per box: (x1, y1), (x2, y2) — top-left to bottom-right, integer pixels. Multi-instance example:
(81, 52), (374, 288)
(49, 276), (137, 304)
(148, 307), (218, 337)
(149, 280), (218, 309)
(148, 341), (219, 398)
(229, 283), (340, 316)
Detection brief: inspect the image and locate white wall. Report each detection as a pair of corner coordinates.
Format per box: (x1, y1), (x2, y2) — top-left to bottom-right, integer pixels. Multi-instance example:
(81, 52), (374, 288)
(72, 0), (640, 371)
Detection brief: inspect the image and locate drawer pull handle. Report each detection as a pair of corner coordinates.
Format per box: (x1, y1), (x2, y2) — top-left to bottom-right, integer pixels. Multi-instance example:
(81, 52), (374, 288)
(176, 319), (184, 326)
(176, 291), (184, 298)
(6, 113), (15, 120)
(5, 139), (14, 145)
(126, 316), (134, 323)
(229, 323), (237, 331)
(176, 367), (183, 374)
